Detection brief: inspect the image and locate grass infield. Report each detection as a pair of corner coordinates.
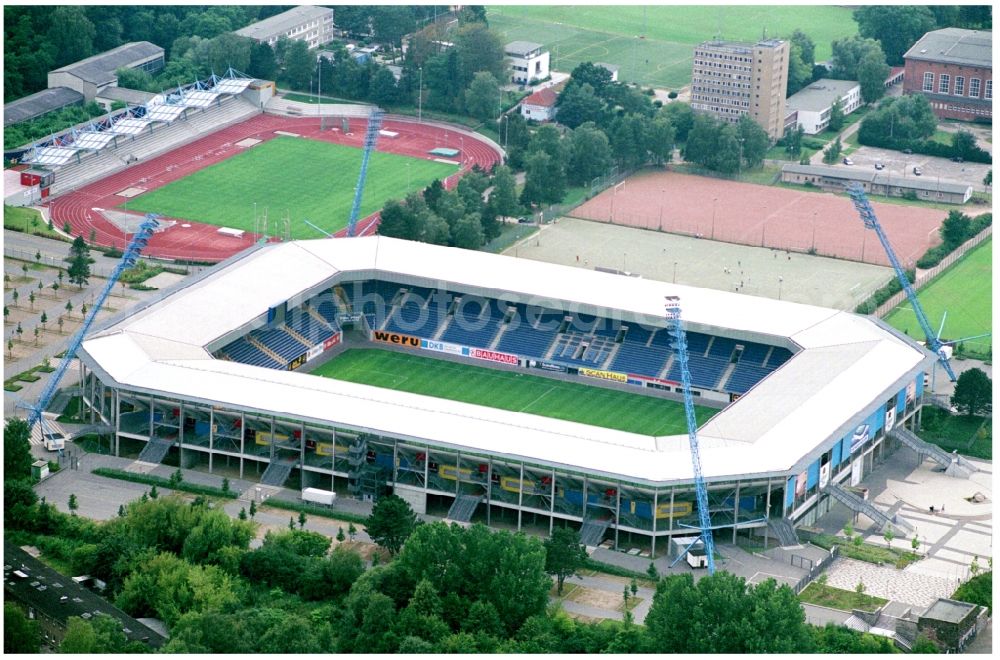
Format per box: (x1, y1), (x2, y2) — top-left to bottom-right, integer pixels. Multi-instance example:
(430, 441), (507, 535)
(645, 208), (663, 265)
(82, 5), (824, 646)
(125, 137), (457, 238)
(311, 348), (713, 436)
(487, 5), (856, 89)
(885, 239), (991, 355)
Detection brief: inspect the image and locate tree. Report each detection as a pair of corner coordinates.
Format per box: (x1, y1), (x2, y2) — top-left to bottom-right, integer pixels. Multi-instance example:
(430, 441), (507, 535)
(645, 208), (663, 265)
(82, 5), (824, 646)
(48, 6), (96, 66)
(646, 573), (812, 653)
(828, 97), (845, 132)
(784, 124), (804, 158)
(857, 51), (890, 104)
(464, 71), (501, 122)
(714, 124), (742, 174)
(544, 527), (587, 595)
(489, 165), (520, 218)
(68, 493), (79, 515)
(854, 6), (936, 66)
(12, 289), (19, 308)
(556, 82), (606, 129)
(940, 209), (971, 247)
(28, 291), (35, 311)
(453, 23), (505, 85)
(284, 40), (313, 91)
(786, 43), (813, 97)
(298, 511), (307, 529)
(567, 122), (612, 185)
(911, 535), (921, 554)
(365, 494), (418, 555)
(5, 602), (40, 653)
(369, 67), (399, 106)
(737, 115), (769, 169)
(883, 527), (894, 548)
(348, 522), (357, 541)
(952, 130), (978, 160)
(984, 170), (992, 189)
(790, 29), (816, 72)
(563, 61), (614, 100)
(830, 36), (885, 80)
(60, 616), (98, 653)
(51, 280), (60, 298)
(40, 311), (48, 332)
(822, 136), (843, 164)
(372, 5), (416, 49)
(337, 526), (346, 542)
(646, 116), (677, 166)
(951, 368), (992, 417)
(149, 484), (159, 499)
(65, 235), (94, 287)
(248, 41), (277, 80)
(520, 150), (565, 207)
(4, 417), (33, 480)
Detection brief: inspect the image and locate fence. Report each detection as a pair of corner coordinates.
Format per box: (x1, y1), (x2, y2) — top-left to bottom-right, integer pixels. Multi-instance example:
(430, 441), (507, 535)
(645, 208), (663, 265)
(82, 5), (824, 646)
(4, 246), (115, 280)
(872, 225), (992, 319)
(791, 544), (839, 594)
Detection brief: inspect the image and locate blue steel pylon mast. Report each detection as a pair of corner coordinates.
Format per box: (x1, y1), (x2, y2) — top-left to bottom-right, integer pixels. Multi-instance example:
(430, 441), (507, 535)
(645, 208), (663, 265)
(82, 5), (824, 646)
(664, 295), (716, 574)
(345, 109), (384, 237)
(847, 183), (957, 382)
(25, 214), (160, 433)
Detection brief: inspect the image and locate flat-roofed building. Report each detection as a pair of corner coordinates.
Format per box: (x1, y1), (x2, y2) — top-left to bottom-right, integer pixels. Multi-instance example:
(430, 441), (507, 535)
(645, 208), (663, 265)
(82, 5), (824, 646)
(903, 28), (991, 122)
(235, 5), (335, 49)
(780, 163), (973, 204)
(505, 41), (550, 86)
(785, 79), (861, 134)
(691, 38), (789, 140)
(94, 86), (155, 112)
(47, 42), (164, 102)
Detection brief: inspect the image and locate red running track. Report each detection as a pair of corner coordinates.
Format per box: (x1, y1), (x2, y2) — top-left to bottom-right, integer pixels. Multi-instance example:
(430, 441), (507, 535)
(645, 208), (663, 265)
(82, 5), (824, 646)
(48, 114), (503, 262)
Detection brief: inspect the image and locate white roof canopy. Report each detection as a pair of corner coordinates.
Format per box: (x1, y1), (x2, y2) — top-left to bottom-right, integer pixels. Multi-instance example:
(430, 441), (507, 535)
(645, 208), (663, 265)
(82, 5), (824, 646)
(108, 118), (151, 135)
(81, 237), (927, 484)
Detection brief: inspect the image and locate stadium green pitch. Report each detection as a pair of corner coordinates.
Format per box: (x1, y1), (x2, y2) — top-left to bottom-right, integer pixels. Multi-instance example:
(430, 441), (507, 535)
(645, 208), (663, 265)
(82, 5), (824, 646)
(124, 137), (457, 238)
(312, 348), (714, 436)
(885, 238), (991, 356)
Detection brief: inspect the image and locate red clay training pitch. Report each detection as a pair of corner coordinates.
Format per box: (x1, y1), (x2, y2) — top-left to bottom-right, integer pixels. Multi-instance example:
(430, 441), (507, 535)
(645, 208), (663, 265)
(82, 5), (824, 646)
(570, 171), (946, 268)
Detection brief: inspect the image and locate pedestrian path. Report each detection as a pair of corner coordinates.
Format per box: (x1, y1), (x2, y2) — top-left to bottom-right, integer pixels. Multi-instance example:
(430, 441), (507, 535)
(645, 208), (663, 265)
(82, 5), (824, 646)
(823, 557), (958, 608)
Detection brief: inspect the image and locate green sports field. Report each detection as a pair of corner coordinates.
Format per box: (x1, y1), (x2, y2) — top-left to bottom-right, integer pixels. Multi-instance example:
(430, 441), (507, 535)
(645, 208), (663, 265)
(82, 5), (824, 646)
(488, 5), (856, 89)
(312, 348), (714, 436)
(125, 137), (457, 238)
(885, 239), (991, 356)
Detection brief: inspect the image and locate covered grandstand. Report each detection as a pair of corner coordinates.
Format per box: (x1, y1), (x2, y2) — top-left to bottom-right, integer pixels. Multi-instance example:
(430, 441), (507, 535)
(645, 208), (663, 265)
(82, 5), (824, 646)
(75, 237), (934, 551)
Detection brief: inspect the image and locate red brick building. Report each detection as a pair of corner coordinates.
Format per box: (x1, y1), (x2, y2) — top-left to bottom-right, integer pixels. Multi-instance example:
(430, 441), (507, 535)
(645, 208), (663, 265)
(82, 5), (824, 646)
(903, 28), (991, 122)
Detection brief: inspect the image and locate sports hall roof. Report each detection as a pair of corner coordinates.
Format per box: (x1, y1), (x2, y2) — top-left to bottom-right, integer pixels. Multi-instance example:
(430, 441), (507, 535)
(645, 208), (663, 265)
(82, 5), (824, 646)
(80, 237), (930, 485)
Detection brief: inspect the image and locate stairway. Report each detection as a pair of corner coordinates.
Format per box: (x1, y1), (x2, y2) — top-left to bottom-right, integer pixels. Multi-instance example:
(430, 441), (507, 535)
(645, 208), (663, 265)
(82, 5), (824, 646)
(891, 428), (976, 477)
(446, 494), (482, 523)
(768, 517), (800, 547)
(844, 614), (872, 633)
(579, 518), (612, 547)
(260, 460), (294, 487)
(824, 483), (914, 533)
(137, 438), (173, 464)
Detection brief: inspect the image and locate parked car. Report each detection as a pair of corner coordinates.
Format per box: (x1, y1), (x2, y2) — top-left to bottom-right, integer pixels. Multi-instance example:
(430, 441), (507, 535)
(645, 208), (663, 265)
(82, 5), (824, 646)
(517, 216), (532, 224)
(913, 166), (922, 176)
(874, 161), (885, 170)
(902, 148), (913, 155)
(842, 157), (854, 166)
(951, 156), (964, 163)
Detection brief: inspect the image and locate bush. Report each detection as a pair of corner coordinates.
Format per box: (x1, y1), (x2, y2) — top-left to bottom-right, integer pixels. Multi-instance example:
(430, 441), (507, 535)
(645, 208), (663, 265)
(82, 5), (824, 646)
(667, 91), (678, 99)
(916, 212), (991, 268)
(262, 498), (369, 525)
(854, 269), (914, 313)
(952, 571), (991, 613)
(91, 468), (236, 499)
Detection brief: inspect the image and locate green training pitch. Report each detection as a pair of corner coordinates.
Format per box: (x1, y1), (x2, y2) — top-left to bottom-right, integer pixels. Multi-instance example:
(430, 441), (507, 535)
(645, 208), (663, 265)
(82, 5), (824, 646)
(124, 137), (457, 238)
(488, 5), (856, 89)
(885, 239), (991, 355)
(312, 348), (714, 436)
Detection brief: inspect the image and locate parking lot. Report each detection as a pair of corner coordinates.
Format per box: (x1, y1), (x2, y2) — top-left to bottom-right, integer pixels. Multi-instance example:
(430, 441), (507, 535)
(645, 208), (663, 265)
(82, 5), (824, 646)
(845, 146), (992, 194)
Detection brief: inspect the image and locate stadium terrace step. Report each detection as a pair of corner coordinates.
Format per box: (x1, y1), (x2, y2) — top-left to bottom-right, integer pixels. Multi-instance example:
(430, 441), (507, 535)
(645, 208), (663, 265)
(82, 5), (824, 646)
(579, 518), (612, 547)
(446, 494), (483, 523)
(823, 483), (914, 534)
(890, 428), (976, 477)
(248, 336), (286, 365)
(136, 438), (173, 464)
(260, 460), (294, 487)
(767, 517), (800, 547)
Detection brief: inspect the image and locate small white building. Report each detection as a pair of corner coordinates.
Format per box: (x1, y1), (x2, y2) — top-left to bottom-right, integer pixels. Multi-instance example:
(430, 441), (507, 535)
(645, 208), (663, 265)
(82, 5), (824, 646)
(785, 79), (862, 134)
(235, 5), (335, 49)
(519, 86), (559, 122)
(595, 62), (620, 82)
(505, 41), (550, 86)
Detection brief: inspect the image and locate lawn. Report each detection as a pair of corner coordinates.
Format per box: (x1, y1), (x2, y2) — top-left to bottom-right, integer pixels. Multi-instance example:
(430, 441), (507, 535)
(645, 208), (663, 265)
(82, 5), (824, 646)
(884, 239), (991, 356)
(4, 205), (67, 241)
(311, 348), (713, 435)
(124, 137), (458, 238)
(487, 5), (857, 88)
(798, 581), (888, 612)
(917, 407), (991, 460)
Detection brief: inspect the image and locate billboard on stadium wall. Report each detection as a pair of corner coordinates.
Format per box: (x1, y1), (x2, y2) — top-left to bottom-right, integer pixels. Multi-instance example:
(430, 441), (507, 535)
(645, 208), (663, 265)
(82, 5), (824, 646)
(467, 347), (519, 365)
(579, 368), (628, 383)
(421, 339), (464, 356)
(323, 333), (342, 351)
(288, 352), (308, 370)
(529, 360), (567, 373)
(373, 330), (420, 347)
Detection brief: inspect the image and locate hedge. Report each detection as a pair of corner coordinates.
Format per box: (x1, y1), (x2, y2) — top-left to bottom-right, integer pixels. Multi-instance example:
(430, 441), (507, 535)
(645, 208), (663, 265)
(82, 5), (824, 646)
(262, 498), (369, 525)
(854, 269), (914, 314)
(91, 467), (237, 499)
(916, 212), (991, 269)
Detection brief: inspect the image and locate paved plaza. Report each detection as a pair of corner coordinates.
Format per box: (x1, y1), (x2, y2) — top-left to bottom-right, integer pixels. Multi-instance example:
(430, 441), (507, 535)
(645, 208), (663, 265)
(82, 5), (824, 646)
(507, 217), (893, 310)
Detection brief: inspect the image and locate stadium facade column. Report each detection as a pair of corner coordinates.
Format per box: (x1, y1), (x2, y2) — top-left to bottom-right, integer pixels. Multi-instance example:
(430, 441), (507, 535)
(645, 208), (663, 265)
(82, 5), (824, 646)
(668, 487), (675, 534)
(581, 475), (589, 534)
(113, 388), (121, 457)
(548, 467), (556, 534)
(517, 463), (525, 531)
(238, 411), (246, 480)
(178, 400), (185, 469)
(651, 490), (658, 558)
(147, 395), (155, 445)
(301, 421), (308, 491)
(732, 480), (741, 544)
(614, 486), (622, 551)
(208, 409), (215, 474)
(763, 477), (772, 548)
(486, 461), (493, 526)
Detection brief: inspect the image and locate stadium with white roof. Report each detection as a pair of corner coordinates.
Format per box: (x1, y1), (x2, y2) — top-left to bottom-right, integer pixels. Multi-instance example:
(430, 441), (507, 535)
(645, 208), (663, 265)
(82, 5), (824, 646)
(77, 237), (934, 552)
